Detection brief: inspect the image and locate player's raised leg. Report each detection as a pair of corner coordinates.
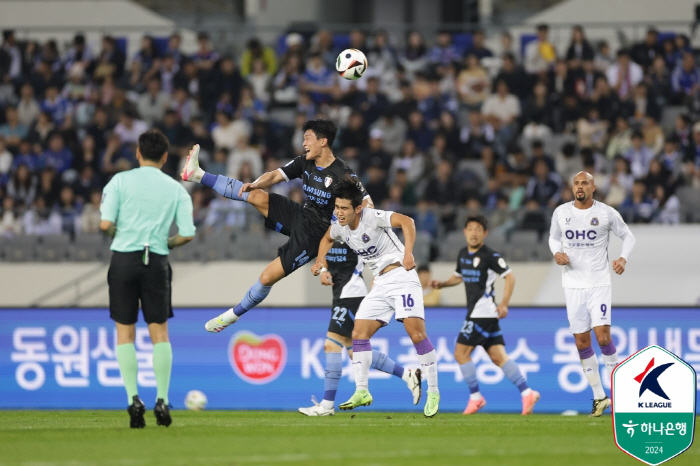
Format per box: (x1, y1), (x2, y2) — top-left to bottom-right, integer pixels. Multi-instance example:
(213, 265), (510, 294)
(487, 345), (540, 415)
(404, 317), (440, 417)
(339, 320), (382, 410)
(454, 343), (487, 414)
(205, 258), (282, 332)
(370, 349), (422, 404)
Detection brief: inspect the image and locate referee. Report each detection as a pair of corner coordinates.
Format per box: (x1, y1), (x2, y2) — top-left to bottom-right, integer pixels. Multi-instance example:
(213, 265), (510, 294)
(99, 129), (195, 428)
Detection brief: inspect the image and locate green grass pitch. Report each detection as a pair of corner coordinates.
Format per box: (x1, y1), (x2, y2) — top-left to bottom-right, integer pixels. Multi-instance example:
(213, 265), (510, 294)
(0, 411), (697, 466)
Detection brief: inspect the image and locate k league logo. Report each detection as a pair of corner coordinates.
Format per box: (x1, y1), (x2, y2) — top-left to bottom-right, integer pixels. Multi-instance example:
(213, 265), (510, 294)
(612, 345), (696, 466)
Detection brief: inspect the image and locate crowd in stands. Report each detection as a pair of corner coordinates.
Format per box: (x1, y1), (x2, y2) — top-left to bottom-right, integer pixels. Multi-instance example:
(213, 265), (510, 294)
(1, 24), (700, 244)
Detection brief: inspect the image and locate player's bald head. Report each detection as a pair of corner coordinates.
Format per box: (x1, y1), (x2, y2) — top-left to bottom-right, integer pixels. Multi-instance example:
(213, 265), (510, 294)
(573, 171), (595, 186)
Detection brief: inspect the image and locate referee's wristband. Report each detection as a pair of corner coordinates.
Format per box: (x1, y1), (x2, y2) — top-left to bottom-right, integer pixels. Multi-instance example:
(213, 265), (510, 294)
(320, 267), (328, 273)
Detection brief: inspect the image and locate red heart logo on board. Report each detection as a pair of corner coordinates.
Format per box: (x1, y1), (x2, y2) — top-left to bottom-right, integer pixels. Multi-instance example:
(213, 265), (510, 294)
(228, 331), (287, 384)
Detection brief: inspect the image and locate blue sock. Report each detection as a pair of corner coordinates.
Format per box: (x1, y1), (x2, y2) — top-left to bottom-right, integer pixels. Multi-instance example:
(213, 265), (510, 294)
(233, 279), (272, 316)
(209, 174), (250, 201)
(459, 361), (480, 394)
(371, 349), (405, 378)
(323, 352), (343, 402)
(502, 359), (529, 393)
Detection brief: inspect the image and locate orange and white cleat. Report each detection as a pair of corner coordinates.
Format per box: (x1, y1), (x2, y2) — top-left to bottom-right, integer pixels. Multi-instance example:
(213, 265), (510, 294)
(521, 390), (541, 415)
(462, 396), (487, 415)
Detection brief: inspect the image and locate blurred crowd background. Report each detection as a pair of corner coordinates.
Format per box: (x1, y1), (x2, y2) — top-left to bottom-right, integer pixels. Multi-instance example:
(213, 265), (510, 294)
(1, 21), (700, 260)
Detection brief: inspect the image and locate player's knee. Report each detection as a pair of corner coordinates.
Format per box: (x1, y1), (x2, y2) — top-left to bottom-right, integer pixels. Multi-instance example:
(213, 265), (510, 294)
(259, 270), (280, 287)
(597, 335), (612, 347)
(407, 329), (426, 344)
(491, 354), (506, 367)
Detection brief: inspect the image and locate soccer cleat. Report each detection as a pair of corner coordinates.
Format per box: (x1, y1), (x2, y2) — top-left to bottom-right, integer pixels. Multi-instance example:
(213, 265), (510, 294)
(205, 309), (237, 333)
(521, 390), (540, 415)
(404, 368), (423, 405)
(298, 396), (334, 416)
(181, 144), (203, 182)
(127, 395), (146, 428)
(589, 396), (611, 417)
(424, 392), (440, 418)
(463, 396), (487, 415)
(338, 390), (373, 410)
(154, 398), (172, 427)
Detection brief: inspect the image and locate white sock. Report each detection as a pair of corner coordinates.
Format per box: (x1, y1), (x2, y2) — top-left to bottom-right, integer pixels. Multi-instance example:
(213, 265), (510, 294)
(352, 350), (372, 391)
(581, 354), (606, 399)
(469, 392), (483, 400)
(192, 167), (205, 183)
(221, 309), (239, 324)
(417, 350), (439, 394)
(521, 388), (532, 397)
(320, 399), (334, 410)
(601, 352), (619, 376)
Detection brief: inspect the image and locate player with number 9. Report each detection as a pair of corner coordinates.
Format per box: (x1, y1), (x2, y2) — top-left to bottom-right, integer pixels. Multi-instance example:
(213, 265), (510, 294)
(312, 176), (441, 417)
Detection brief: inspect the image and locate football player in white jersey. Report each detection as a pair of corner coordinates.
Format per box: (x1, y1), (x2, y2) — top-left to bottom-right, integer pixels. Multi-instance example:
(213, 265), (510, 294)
(311, 176), (440, 417)
(549, 171), (636, 417)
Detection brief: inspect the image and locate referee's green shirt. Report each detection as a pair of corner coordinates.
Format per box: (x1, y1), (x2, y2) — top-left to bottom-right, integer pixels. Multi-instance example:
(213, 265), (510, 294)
(100, 166), (196, 255)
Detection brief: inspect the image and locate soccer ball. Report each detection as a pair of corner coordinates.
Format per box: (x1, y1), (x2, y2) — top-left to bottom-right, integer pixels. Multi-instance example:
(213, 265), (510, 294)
(184, 390), (208, 411)
(336, 49), (367, 80)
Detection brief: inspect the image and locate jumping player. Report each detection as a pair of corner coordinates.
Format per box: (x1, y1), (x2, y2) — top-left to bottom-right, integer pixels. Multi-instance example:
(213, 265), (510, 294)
(298, 239), (422, 416)
(180, 119), (372, 331)
(311, 176), (440, 417)
(430, 215), (540, 415)
(549, 171), (635, 417)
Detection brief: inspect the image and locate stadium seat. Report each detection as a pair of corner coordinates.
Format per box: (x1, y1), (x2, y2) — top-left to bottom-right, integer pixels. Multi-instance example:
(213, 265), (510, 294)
(170, 241), (201, 262)
(413, 231), (432, 265)
(4, 236), (39, 262)
(69, 234), (108, 262)
(38, 235), (71, 262)
(438, 231), (467, 261)
(199, 231), (233, 262)
(676, 186), (700, 222)
(259, 233), (287, 261)
(506, 230), (540, 261)
(230, 234), (264, 260)
(660, 106), (686, 132)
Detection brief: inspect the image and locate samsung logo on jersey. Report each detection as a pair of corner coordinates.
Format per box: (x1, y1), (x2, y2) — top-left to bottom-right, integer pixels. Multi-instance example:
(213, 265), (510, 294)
(565, 230), (597, 240)
(303, 185), (332, 198)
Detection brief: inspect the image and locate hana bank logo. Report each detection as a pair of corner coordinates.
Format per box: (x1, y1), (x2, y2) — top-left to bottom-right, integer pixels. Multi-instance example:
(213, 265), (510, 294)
(228, 331), (287, 384)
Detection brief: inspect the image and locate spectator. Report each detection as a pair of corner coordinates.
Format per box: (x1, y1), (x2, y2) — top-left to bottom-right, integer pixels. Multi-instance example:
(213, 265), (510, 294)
(428, 30), (460, 67)
(17, 83), (40, 128)
(12, 139), (40, 172)
(524, 24), (556, 76)
(671, 52), (700, 104)
(137, 77), (170, 125)
(659, 135), (684, 185)
(360, 128), (392, 174)
(606, 116), (633, 159)
(605, 156), (634, 207)
(309, 29), (336, 69)
(566, 25), (595, 63)
(129, 35), (161, 89)
(647, 56), (671, 105)
(40, 132), (73, 174)
(370, 108), (407, 154)
(522, 80), (555, 130)
(481, 79), (520, 154)
(354, 76), (389, 126)
(173, 59), (200, 97)
(590, 75), (621, 124)
(227, 134), (262, 179)
(642, 116), (664, 154)
(555, 142), (583, 183)
(627, 82), (660, 123)
(170, 87), (200, 125)
(624, 131), (654, 179)
(631, 28), (662, 71)
(211, 110), (250, 152)
(236, 84), (266, 124)
(414, 200), (438, 238)
(577, 106), (608, 151)
(79, 189), (103, 233)
(63, 34), (94, 73)
(22, 195), (62, 235)
(0, 106), (28, 151)
(651, 184), (680, 224)
(367, 30), (398, 77)
(247, 58), (272, 103)
(6, 163), (37, 207)
(390, 139), (426, 185)
(606, 49), (643, 101)
(271, 54), (301, 107)
(191, 32), (219, 71)
(92, 35), (125, 80)
(423, 159), (458, 228)
(525, 158), (562, 208)
(643, 158), (670, 193)
(406, 110), (434, 152)
(401, 31), (429, 79)
(57, 185), (80, 238)
(1, 30), (21, 82)
(363, 164), (389, 205)
(466, 29), (493, 60)
(41, 85), (73, 128)
(113, 109), (148, 146)
(240, 38), (278, 77)
(165, 32), (184, 66)
(207, 148), (228, 177)
(0, 196), (22, 236)
(301, 52), (335, 106)
(456, 53), (490, 110)
(594, 41), (615, 72)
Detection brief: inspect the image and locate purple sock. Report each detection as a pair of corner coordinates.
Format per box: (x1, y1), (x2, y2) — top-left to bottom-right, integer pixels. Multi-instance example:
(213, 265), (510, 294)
(353, 339), (371, 353)
(414, 338), (434, 355)
(578, 346), (595, 360)
(201, 172), (216, 188)
(600, 342), (617, 356)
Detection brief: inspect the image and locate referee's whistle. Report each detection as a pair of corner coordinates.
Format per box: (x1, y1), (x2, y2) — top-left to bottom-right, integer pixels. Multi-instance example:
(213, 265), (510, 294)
(143, 243), (150, 266)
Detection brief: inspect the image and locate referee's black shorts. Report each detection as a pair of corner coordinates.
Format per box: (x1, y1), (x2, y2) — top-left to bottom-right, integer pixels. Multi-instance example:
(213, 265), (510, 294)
(264, 193), (327, 276)
(108, 251), (173, 325)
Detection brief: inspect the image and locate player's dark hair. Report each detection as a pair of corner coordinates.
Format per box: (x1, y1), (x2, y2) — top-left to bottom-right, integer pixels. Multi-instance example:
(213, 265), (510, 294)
(333, 174), (364, 208)
(138, 129), (169, 162)
(464, 214), (488, 231)
(302, 119), (338, 148)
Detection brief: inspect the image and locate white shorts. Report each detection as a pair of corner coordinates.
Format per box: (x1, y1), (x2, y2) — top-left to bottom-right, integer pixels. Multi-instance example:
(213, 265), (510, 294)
(356, 267), (425, 325)
(564, 286), (612, 334)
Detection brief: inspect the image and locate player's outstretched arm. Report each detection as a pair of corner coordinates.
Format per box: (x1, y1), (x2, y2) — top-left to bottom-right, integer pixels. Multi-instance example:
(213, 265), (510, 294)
(311, 227), (335, 277)
(390, 213), (416, 270)
(429, 274), (462, 290)
(238, 170), (286, 196)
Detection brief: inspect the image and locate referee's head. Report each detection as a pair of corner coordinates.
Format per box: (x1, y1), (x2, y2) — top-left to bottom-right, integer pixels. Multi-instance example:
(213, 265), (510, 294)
(137, 129), (170, 167)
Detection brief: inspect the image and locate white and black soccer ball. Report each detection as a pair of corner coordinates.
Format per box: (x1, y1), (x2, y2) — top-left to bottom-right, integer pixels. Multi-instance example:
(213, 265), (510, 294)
(336, 48), (367, 80)
(184, 390), (208, 411)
